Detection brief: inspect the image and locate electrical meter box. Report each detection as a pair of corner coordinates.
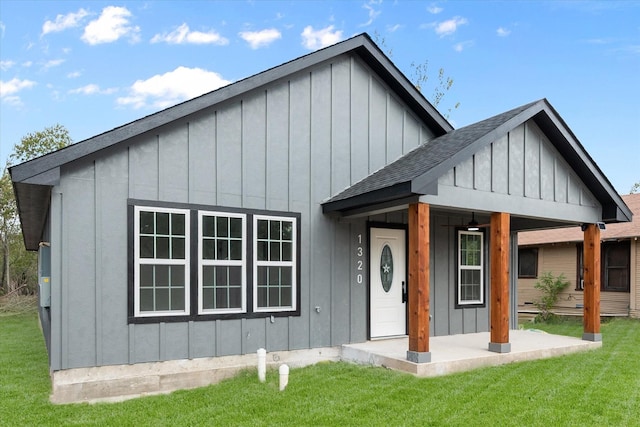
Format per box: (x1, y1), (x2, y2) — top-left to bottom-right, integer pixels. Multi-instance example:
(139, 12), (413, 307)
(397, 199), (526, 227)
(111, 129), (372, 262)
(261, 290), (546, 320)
(38, 244), (51, 308)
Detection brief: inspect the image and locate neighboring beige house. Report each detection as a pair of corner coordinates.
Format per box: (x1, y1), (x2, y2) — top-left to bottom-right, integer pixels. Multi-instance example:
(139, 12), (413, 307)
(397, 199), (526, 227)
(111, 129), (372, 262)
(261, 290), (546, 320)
(518, 193), (640, 318)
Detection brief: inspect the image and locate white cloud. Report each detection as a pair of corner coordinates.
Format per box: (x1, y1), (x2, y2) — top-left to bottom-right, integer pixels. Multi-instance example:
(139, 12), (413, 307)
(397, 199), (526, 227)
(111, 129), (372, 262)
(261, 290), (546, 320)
(361, 2), (381, 27)
(42, 8), (89, 35)
(0, 60), (15, 71)
(453, 40), (474, 52)
(0, 21), (5, 38)
(301, 25), (343, 50)
(69, 84), (117, 95)
(43, 58), (65, 69)
(22, 61), (33, 68)
(3, 95), (23, 107)
(387, 24), (402, 33)
(0, 77), (36, 98)
(239, 28), (282, 49)
(428, 4), (443, 14)
(151, 23), (229, 45)
(81, 6), (140, 45)
(116, 66), (231, 109)
(434, 16), (468, 37)
(67, 70), (82, 78)
(497, 27), (511, 37)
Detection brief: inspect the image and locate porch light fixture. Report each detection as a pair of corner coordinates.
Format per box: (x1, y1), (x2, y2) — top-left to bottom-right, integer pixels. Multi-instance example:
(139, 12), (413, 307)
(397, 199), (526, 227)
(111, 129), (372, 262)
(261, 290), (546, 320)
(467, 213), (480, 231)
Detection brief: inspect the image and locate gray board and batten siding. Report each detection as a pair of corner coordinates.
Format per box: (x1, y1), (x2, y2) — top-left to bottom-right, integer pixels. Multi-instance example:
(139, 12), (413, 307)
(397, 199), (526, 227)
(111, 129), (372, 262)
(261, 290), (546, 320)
(43, 51), (439, 371)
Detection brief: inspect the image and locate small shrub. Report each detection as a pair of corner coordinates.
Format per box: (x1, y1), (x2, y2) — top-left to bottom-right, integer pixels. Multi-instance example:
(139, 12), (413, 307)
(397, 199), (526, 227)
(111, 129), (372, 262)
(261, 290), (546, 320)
(534, 272), (570, 323)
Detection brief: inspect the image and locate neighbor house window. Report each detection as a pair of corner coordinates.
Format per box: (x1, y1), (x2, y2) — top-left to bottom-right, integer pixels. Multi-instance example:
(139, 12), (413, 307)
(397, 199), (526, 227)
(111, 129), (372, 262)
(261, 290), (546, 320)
(518, 248), (538, 278)
(198, 212), (246, 314)
(576, 241), (630, 292)
(602, 241), (630, 292)
(134, 206), (190, 317)
(254, 215), (297, 312)
(457, 230), (484, 306)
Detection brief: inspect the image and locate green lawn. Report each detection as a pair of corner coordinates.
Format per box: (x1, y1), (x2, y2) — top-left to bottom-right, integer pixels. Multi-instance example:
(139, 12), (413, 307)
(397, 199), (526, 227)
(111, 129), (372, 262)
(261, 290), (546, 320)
(2, 306), (640, 426)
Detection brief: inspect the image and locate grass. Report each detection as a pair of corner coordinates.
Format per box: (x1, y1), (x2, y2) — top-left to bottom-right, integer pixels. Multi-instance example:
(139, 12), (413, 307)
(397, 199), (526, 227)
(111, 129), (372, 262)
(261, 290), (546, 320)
(2, 301), (640, 426)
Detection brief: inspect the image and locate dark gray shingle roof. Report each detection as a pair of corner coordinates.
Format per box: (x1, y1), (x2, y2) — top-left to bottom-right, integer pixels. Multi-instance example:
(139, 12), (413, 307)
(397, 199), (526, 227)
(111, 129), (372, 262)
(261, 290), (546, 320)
(322, 100), (540, 211)
(322, 98), (632, 225)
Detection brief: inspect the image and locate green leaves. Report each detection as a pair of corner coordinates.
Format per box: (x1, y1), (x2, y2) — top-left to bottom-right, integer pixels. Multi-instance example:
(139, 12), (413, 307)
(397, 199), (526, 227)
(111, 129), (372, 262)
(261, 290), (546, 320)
(2, 124), (72, 294)
(8, 123), (72, 166)
(533, 272), (570, 322)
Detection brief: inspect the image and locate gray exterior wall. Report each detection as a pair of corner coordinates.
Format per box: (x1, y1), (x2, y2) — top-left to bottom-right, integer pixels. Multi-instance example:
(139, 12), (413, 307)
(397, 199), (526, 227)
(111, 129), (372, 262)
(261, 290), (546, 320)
(47, 53), (437, 371)
(423, 120), (602, 225)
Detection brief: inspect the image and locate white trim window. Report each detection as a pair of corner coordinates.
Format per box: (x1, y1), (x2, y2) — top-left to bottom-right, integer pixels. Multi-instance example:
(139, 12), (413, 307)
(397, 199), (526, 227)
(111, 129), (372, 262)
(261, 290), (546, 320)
(457, 230), (484, 305)
(198, 211), (247, 314)
(134, 206), (190, 316)
(253, 215), (297, 312)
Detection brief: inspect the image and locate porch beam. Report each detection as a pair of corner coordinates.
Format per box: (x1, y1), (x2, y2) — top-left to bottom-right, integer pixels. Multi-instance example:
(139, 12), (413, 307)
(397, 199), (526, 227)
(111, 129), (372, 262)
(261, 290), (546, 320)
(407, 202), (431, 363)
(583, 224), (602, 341)
(489, 211), (511, 353)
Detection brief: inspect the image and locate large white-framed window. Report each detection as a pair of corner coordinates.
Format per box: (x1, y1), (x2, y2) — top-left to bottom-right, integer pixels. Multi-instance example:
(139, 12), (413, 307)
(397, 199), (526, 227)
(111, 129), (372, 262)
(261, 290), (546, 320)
(457, 230), (484, 306)
(134, 206), (190, 317)
(253, 215), (297, 312)
(198, 211), (247, 314)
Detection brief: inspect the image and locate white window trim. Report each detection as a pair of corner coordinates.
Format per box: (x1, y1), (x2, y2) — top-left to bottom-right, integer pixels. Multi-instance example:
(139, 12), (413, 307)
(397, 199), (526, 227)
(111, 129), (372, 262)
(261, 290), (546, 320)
(457, 230), (484, 306)
(253, 214), (297, 313)
(198, 211), (247, 314)
(134, 206), (190, 317)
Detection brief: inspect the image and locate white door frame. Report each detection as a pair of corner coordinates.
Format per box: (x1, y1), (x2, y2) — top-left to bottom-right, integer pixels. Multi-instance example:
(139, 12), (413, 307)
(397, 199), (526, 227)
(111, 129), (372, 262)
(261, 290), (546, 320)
(369, 226), (407, 339)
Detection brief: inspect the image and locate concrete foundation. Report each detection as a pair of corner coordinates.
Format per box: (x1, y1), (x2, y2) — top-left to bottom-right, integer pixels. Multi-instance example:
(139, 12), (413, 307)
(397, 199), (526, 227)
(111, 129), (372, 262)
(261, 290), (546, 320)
(50, 329), (603, 404)
(50, 347), (340, 404)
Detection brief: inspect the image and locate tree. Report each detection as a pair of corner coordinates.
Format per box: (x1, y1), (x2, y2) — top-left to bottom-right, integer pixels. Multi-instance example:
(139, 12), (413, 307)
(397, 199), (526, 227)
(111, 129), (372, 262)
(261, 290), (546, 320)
(631, 182), (640, 194)
(1, 124), (72, 295)
(372, 31), (460, 118)
(533, 272), (570, 323)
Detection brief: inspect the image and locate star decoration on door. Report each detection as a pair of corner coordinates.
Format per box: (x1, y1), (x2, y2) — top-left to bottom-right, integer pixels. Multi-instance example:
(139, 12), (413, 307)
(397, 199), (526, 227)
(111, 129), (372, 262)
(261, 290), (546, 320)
(382, 264), (391, 273)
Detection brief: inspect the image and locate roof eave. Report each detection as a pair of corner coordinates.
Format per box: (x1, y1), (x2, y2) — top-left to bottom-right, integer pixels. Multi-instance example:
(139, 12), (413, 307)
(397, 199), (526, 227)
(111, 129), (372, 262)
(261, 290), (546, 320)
(9, 33), (451, 185)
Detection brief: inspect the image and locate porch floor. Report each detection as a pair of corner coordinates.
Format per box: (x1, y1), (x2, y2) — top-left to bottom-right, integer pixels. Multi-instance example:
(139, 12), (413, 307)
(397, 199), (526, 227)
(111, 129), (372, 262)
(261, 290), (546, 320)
(341, 329), (601, 377)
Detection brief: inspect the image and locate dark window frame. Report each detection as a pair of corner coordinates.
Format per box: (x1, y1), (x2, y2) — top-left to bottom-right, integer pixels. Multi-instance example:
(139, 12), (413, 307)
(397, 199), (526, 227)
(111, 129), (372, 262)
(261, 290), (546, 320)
(128, 199), (301, 324)
(575, 241), (630, 293)
(517, 248), (538, 278)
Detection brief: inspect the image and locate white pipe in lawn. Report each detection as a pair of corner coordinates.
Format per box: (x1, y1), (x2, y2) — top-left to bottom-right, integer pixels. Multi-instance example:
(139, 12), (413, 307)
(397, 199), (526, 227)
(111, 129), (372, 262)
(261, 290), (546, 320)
(257, 348), (266, 383)
(279, 364), (289, 391)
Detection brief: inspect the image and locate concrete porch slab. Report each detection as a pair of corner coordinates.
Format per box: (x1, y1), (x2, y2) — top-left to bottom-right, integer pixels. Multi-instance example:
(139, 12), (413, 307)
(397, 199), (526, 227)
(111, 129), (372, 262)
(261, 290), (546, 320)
(341, 329), (602, 377)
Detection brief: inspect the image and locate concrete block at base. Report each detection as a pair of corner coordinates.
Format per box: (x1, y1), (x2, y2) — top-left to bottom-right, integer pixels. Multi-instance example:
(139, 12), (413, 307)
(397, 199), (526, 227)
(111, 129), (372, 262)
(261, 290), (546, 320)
(488, 342), (511, 353)
(406, 350), (431, 363)
(582, 332), (602, 342)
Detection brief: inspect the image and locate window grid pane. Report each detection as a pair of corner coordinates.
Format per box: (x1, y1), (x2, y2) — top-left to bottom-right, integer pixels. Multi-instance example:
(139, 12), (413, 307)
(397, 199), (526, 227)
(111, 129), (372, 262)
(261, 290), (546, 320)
(139, 265), (186, 312)
(136, 207), (189, 316)
(458, 231), (483, 305)
(200, 212), (246, 313)
(139, 211), (186, 260)
(255, 216), (296, 311)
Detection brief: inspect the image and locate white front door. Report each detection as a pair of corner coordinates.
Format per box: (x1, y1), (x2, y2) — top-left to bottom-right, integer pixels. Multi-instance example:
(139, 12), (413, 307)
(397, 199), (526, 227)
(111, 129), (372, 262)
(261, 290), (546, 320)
(370, 227), (406, 338)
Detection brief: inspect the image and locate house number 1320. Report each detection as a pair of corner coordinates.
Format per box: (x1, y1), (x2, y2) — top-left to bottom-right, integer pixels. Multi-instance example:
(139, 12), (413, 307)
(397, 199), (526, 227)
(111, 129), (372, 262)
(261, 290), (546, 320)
(356, 233), (364, 284)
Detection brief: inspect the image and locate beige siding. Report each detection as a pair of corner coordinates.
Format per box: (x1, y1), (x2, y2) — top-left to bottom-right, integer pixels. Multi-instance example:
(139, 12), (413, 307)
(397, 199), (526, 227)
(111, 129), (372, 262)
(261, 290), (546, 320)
(518, 243), (630, 317)
(630, 240), (640, 318)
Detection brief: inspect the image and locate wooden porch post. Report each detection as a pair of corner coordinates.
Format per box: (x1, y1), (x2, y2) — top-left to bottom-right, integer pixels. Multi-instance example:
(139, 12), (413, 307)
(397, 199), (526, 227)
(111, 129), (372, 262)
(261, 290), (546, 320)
(489, 212), (511, 353)
(583, 224), (602, 341)
(407, 202), (431, 363)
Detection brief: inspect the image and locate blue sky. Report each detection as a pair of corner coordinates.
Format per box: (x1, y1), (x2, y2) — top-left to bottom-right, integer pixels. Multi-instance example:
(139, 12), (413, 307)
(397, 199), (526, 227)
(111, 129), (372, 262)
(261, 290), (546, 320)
(1, 1), (638, 193)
